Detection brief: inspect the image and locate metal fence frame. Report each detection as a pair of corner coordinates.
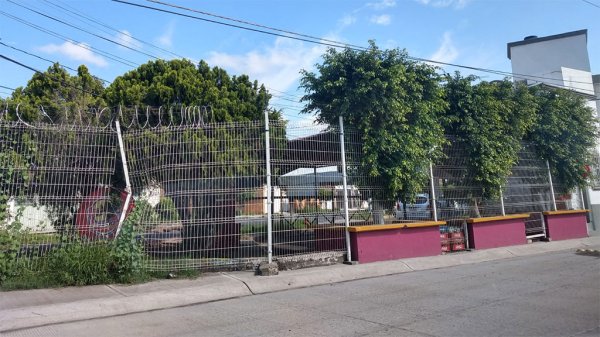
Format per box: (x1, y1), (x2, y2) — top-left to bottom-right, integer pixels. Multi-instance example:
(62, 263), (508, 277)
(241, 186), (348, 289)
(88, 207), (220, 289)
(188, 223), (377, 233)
(0, 106), (587, 272)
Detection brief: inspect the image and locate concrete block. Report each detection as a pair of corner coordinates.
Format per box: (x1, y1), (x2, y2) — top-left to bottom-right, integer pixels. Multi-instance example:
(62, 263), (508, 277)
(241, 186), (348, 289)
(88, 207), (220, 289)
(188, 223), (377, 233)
(257, 262), (279, 276)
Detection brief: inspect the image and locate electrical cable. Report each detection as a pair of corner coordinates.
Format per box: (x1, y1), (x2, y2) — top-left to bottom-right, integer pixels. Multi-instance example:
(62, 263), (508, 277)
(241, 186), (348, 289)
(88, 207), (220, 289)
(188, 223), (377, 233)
(7, 0), (159, 61)
(112, 0), (597, 92)
(111, 0), (358, 50)
(581, 0), (600, 9)
(146, 0), (368, 51)
(42, 0), (184, 60)
(0, 41), (111, 84)
(0, 10), (138, 68)
(3, 1), (595, 100)
(0, 54), (104, 97)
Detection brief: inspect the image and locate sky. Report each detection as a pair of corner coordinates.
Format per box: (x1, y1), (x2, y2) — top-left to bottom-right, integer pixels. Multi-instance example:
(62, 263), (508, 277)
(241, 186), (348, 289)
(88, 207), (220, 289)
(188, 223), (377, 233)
(0, 0), (599, 122)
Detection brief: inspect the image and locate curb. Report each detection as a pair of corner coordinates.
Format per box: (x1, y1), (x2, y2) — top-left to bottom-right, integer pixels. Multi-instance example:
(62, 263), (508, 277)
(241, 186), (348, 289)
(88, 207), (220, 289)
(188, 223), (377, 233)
(1, 236), (599, 332)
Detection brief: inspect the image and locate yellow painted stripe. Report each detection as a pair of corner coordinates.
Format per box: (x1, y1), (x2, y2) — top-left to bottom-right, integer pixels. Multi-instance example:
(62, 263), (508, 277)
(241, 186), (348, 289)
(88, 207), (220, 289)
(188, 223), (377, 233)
(467, 214), (530, 224)
(347, 221), (446, 233)
(543, 209), (589, 215)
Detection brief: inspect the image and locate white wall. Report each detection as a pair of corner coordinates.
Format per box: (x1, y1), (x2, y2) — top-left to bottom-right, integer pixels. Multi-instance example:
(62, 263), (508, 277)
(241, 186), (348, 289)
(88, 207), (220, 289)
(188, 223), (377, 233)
(510, 34), (593, 96)
(594, 75), (600, 114)
(510, 33), (600, 207)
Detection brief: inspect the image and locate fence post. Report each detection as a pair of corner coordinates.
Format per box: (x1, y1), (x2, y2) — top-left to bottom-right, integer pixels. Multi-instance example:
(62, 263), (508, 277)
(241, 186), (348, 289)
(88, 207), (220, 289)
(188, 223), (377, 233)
(546, 160), (557, 211)
(499, 188), (506, 216)
(264, 110), (273, 264)
(114, 118), (132, 237)
(578, 187), (585, 211)
(429, 162), (438, 222)
(339, 116), (352, 262)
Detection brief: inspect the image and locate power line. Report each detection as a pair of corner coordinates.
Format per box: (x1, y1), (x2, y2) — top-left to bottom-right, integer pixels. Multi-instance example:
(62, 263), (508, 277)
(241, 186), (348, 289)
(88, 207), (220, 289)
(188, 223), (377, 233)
(113, 0), (596, 93)
(0, 10), (138, 67)
(0, 84), (16, 91)
(270, 94), (303, 104)
(267, 87), (304, 100)
(42, 0), (185, 60)
(581, 0), (600, 9)
(7, 0), (159, 61)
(0, 40), (111, 84)
(146, 0), (367, 51)
(0, 54), (103, 97)
(111, 0), (359, 50)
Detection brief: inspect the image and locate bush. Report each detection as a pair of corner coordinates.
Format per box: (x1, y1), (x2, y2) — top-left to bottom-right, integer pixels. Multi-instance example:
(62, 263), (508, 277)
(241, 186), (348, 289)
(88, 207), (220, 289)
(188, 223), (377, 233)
(109, 204), (145, 283)
(1, 201), (148, 289)
(0, 224), (22, 284)
(44, 241), (113, 286)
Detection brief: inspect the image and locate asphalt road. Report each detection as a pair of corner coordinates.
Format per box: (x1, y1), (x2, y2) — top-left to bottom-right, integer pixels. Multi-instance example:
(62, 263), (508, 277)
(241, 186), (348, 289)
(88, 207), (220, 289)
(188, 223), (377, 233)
(7, 250), (599, 337)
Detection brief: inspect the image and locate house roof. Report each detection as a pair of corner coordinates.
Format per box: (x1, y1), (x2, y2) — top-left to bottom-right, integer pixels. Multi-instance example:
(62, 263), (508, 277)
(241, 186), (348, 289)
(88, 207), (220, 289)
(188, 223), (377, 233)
(507, 29), (588, 59)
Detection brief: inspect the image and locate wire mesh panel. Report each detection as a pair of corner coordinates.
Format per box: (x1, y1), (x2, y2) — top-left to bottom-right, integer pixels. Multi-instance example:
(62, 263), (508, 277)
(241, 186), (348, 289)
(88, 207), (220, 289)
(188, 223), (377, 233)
(343, 127), (421, 225)
(503, 142), (554, 237)
(0, 120), (118, 268)
(122, 113), (267, 271)
(268, 120), (350, 259)
(431, 138), (485, 251)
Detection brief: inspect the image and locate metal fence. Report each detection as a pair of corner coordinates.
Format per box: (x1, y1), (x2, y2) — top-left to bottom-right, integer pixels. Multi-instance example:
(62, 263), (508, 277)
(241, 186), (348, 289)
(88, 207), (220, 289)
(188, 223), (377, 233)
(0, 106), (587, 273)
(0, 119), (119, 268)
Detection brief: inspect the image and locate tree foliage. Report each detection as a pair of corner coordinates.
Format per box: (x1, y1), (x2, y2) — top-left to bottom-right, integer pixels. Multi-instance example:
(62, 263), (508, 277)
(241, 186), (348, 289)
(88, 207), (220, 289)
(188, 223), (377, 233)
(442, 73), (537, 199)
(526, 85), (598, 190)
(8, 64), (106, 123)
(300, 42), (447, 201)
(104, 59), (274, 123)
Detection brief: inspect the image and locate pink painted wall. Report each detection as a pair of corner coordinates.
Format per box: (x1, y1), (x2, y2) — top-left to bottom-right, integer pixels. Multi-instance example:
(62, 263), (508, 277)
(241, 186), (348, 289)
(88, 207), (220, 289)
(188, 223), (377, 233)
(314, 227), (345, 251)
(467, 219), (527, 250)
(350, 226), (441, 263)
(544, 213), (588, 240)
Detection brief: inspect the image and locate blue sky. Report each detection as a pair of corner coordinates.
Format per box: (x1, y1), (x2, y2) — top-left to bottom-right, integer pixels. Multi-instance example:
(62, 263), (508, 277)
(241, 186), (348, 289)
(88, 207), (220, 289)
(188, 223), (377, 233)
(0, 0), (598, 118)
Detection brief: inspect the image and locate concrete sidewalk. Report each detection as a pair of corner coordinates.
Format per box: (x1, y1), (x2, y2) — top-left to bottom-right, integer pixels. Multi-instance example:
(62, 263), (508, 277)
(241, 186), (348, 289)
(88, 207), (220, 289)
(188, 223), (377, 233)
(2, 236), (599, 333)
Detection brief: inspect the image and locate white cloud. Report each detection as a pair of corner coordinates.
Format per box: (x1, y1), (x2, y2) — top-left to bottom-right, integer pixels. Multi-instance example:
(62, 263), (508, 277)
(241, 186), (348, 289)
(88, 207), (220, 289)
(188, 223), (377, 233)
(116, 30), (141, 49)
(429, 32), (459, 64)
(38, 41), (107, 67)
(207, 37), (326, 94)
(370, 14), (391, 25)
(156, 23), (174, 47)
(416, 0), (470, 9)
(339, 14), (357, 28)
(367, 0), (397, 10)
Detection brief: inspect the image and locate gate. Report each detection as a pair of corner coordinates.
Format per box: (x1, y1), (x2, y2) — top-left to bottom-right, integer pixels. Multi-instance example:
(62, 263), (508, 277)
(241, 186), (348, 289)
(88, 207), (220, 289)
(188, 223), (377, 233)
(524, 212), (547, 239)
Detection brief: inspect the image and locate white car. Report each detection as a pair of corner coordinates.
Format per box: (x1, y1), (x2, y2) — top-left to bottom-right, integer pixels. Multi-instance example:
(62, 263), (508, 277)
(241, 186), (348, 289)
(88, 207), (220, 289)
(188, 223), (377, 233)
(395, 194), (471, 220)
(395, 193), (432, 220)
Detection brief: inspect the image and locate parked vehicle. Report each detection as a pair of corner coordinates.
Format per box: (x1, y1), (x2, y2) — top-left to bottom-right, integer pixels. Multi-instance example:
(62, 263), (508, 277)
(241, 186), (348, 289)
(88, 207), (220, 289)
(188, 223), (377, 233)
(395, 194), (471, 221)
(395, 194), (431, 220)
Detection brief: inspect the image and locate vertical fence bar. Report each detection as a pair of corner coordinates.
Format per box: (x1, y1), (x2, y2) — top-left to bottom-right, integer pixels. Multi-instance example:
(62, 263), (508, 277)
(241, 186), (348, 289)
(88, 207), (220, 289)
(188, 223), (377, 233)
(546, 160), (557, 211)
(115, 119), (132, 237)
(339, 116), (352, 262)
(264, 110), (273, 264)
(429, 162), (438, 222)
(499, 189), (506, 216)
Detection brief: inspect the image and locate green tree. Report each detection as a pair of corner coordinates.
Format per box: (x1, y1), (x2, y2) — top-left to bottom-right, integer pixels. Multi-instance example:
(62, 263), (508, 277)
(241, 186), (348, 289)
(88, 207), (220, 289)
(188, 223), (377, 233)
(8, 64), (106, 123)
(442, 73), (537, 201)
(526, 85), (598, 191)
(104, 59), (274, 123)
(300, 42), (447, 202)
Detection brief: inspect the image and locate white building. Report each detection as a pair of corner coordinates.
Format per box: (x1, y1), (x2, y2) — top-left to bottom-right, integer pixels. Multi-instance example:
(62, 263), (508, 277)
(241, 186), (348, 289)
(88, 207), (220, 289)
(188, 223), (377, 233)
(507, 29), (600, 233)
